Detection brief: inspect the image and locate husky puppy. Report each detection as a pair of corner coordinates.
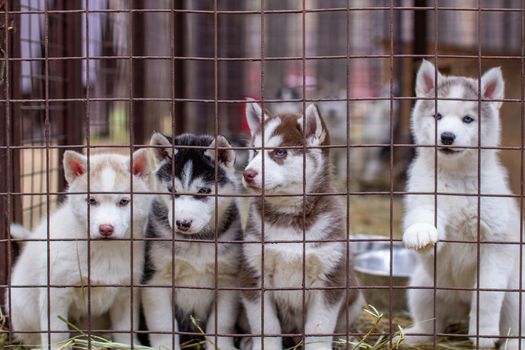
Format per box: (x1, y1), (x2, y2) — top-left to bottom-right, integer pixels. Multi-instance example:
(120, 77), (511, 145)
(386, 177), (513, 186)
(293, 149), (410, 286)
(240, 102), (364, 350)
(403, 60), (523, 349)
(142, 133), (242, 350)
(6, 149), (154, 348)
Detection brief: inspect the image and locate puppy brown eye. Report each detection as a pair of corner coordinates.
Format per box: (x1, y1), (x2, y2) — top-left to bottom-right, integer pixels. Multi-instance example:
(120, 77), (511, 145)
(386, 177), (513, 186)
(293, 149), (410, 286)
(87, 197), (98, 206)
(118, 198), (130, 207)
(198, 188), (211, 194)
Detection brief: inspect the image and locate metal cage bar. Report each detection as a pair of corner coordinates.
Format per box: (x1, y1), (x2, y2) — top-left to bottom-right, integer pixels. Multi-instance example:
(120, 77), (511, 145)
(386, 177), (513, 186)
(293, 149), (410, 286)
(0, 1), (524, 349)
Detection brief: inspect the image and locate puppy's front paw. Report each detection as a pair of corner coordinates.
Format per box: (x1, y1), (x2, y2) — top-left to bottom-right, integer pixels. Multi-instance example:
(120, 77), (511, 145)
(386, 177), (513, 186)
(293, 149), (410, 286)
(393, 326), (432, 346)
(207, 337), (235, 350)
(242, 337), (283, 350)
(501, 339), (525, 350)
(403, 223), (438, 251)
(469, 327), (499, 349)
(469, 336), (498, 349)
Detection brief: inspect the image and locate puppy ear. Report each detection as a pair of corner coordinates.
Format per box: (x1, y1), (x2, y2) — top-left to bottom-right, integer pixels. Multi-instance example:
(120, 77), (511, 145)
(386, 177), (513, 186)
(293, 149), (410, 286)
(415, 59), (443, 97)
(63, 151), (87, 184)
(206, 135), (235, 169)
(150, 132), (175, 162)
(481, 67), (505, 110)
(131, 149), (152, 178)
(299, 104), (328, 146)
(245, 98), (268, 136)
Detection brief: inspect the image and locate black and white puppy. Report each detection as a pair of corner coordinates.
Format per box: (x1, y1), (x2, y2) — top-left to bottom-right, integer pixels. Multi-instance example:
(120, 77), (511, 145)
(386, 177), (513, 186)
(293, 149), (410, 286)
(142, 133), (242, 350)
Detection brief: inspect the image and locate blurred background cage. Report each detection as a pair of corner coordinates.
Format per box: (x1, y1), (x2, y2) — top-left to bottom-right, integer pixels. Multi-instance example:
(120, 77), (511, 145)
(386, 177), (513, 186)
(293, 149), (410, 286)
(0, 0), (524, 348)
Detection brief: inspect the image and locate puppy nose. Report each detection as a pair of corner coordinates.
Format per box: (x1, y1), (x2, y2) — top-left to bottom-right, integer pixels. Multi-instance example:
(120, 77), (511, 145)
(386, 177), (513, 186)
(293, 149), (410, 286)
(243, 169), (258, 183)
(99, 224), (114, 237)
(440, 132), (456, 146)
(176, 219), (192, 231)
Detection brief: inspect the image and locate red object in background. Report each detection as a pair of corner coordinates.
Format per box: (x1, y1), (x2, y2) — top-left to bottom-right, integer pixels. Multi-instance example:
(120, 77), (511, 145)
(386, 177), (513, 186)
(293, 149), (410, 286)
(241, 96), (259, 134)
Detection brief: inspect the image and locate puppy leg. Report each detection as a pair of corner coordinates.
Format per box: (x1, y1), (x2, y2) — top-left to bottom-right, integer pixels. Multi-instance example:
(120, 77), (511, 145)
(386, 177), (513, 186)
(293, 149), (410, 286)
(499, 286), (525, 350)
(110, 287), (141, 346)
(206, 290), (239, 350)
(39, 288), (72, 349)
(303, 291), (342, 350)
(334, 292), (366, 345)
(7, 283), (41, 346)
(142, 286), (179, 350)
(401, 265), (447, 346)
(497, 249), (525, 350)
(242, 292), (283, 350)
(469, 245), (513, 349)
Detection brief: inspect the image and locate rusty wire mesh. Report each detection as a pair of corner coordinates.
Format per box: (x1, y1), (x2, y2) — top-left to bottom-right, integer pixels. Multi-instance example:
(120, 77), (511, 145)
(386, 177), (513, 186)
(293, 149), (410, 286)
(0, 0), (524, 349)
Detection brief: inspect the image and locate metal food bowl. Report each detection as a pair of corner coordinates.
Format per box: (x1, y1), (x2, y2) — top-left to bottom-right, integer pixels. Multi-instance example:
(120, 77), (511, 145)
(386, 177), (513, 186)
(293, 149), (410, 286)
(349, 234), (394, 256)
(354, 243), (419, 313)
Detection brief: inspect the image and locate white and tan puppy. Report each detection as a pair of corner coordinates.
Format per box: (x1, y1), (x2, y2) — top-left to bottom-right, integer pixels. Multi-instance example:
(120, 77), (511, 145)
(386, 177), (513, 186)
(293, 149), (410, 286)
(403, 60), (524, 349)
(240, 101), (364, 350)
(6, 150), (154, 349)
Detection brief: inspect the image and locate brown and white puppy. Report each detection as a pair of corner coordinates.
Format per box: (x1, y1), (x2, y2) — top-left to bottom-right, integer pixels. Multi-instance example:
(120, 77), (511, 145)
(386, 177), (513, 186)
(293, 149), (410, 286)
(239, 101), (364, 350)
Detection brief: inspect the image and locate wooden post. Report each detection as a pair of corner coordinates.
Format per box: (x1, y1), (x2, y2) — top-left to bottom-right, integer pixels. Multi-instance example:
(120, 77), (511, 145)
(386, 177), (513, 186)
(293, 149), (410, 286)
(173, 0), (185, 135)
(132, 0), (146, 145)
(0, 0), (22, 301)
(57, 0), (84, 195)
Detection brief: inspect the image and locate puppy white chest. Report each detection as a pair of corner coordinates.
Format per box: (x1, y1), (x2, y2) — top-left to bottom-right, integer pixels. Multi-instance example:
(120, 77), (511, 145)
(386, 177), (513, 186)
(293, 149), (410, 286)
(268, 253), (317, 311)
(262, 243), (336, 311)
(70, 286), (120, 317)
(168, 246), (222, 320)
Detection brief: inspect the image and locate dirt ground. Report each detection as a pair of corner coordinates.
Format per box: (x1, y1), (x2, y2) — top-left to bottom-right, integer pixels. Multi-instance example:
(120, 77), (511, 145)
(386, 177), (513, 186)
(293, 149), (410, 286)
(348, 195), (403, 239)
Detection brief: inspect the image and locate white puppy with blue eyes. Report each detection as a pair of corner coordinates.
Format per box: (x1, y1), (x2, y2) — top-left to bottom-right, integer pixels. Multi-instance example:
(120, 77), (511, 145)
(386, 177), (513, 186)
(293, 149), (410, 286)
(5, 150), (154, 349)
(402, 60), (524, 349)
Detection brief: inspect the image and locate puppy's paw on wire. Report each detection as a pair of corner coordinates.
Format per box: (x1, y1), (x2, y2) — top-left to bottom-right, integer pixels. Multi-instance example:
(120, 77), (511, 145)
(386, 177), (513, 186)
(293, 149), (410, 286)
(403, 223), (438, 251)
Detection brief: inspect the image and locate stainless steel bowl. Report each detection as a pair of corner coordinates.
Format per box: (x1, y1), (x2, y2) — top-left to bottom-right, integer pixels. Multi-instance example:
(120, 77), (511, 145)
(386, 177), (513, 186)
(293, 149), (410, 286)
(354, 247), (419, 277)
(354, 246), (419, 313)
(349, 234), (395, 256)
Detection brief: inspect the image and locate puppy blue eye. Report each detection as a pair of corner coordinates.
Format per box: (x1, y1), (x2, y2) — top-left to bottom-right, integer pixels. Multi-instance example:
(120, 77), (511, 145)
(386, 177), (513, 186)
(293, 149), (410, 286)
(198, 188), (211, 194)
(118, 198), (130, 206)
(434, 113), (443, 120)
(87, 197), (98, 206)
(274, 150), (287, 158)
(463, 115), (474, 124)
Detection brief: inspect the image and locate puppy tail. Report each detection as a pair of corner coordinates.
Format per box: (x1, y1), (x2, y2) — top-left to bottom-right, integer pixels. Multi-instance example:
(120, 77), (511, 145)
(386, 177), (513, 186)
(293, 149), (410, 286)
(10, 223), (32, 240)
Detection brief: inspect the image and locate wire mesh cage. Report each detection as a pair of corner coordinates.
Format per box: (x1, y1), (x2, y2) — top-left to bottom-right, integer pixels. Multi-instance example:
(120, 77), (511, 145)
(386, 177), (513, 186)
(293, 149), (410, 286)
(1, 0), (525, 349)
